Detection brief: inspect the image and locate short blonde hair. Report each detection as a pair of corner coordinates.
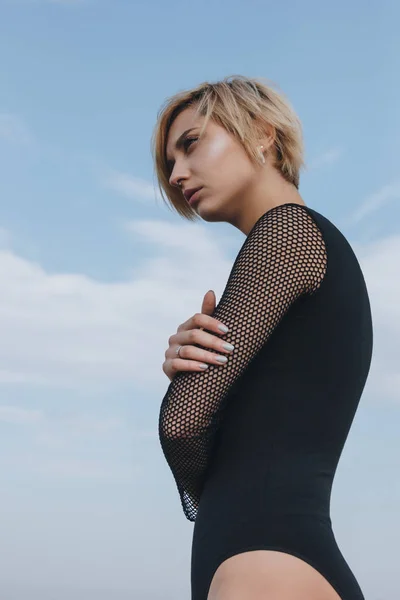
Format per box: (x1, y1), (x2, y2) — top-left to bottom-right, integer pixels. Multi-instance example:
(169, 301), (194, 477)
(151, 74), (305, 221)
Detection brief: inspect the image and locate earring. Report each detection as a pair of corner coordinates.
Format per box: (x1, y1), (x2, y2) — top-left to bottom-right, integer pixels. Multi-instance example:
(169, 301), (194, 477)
(259, 145), (266, 164)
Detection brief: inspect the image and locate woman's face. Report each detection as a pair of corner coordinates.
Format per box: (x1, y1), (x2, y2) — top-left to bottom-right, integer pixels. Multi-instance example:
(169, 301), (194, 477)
(165, 106), (263, 223)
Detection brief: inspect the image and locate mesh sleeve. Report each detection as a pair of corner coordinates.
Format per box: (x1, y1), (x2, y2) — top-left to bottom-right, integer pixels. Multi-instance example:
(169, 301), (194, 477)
(158, 203), (328, 521)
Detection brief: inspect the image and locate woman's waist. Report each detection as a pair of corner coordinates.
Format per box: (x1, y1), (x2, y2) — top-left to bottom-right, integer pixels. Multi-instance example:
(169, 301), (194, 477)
(207, 446), (337, 490)
(202, 459), (334, 520)
(193, 498), (333, 551)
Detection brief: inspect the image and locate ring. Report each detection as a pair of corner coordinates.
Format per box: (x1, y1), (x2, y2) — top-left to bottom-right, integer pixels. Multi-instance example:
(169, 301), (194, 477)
(176, 345), (183, 358)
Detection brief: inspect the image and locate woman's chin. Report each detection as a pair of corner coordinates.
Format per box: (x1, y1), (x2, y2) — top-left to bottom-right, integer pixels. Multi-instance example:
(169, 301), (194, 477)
(196, 203), (223, 223)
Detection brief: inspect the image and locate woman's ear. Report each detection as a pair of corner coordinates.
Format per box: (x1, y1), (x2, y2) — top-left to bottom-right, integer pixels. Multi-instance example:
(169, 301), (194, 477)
(261, 123), (276, 151)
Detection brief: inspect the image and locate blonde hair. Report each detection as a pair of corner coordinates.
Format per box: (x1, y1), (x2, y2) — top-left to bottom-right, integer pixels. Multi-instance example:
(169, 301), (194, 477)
(151, 74), (305, 221)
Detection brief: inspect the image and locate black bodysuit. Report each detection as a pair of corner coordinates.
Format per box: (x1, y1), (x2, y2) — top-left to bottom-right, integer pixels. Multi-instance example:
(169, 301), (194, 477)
(158, 203), (373, 600)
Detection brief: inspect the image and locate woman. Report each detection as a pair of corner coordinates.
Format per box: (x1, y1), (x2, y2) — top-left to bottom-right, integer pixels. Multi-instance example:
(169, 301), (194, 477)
(152, 75), (373, 600)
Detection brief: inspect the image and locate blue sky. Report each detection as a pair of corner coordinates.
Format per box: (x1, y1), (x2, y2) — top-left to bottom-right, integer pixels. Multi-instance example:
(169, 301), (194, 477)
(0, 0), (399, 598)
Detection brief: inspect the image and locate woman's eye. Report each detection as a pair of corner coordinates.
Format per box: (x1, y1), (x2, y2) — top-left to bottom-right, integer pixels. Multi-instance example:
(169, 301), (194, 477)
(184, 137), (198, 151)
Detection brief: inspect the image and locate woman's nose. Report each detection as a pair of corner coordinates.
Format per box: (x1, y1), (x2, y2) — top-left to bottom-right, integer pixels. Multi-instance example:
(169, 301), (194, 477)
(169, 171), (182, 188)
(169, 163), (189, 189)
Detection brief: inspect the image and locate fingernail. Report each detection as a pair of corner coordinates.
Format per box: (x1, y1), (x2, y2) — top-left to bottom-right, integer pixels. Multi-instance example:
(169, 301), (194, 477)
(218, 324), (229, 333)
(199, 363), (209, 369)
(223, 343), (235, 352)
(216, 356), (228, 363)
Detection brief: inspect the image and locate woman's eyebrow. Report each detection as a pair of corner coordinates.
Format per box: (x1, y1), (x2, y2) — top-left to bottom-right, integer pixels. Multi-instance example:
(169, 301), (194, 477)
(166, 127), (197, 169)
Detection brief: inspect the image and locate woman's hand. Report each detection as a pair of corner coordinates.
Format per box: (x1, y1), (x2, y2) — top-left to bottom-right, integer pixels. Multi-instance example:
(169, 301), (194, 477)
(162, 290), (234, 382)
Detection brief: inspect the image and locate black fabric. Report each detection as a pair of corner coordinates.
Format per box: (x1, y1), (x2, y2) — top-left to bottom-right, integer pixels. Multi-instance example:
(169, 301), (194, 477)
(158, 203), (373, 600)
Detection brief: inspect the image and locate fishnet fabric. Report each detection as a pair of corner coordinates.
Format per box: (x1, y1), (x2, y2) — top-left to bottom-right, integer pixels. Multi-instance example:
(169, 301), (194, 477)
(158, 203), (328, 521)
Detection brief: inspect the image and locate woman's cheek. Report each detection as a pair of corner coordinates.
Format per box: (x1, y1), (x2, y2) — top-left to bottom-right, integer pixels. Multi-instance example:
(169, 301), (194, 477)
(206, 134), (231, 161)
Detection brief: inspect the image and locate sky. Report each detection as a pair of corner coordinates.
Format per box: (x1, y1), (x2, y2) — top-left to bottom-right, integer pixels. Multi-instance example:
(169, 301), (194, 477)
(0, 0), (399, 598)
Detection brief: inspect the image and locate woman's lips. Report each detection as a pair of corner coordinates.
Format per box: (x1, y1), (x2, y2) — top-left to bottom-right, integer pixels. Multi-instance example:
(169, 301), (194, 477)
(189, 188), (203, 205)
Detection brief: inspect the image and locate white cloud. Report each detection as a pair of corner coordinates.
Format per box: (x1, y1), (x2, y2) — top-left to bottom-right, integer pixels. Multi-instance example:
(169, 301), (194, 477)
(103, 170), (162, 202)
(0, 212), (398, 403)
(351, 233), (400, 404)
(60, 413), (124, 434)
(0, 113), (33, 145)
(0, 404), (126, 441)
(348, 181), (400, 224)
(0, 370), (50, 385)
(0, 405), (44, 424)
(308, 146), (343, 170)
(0, 453), (137, 482)
(0, 404), (139, 479)
(34, 457), (134, 481)
(0, 222), (233, 390)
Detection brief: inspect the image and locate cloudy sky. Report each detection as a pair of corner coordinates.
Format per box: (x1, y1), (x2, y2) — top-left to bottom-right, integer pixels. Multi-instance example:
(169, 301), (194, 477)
(0, 1), (399, 599)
